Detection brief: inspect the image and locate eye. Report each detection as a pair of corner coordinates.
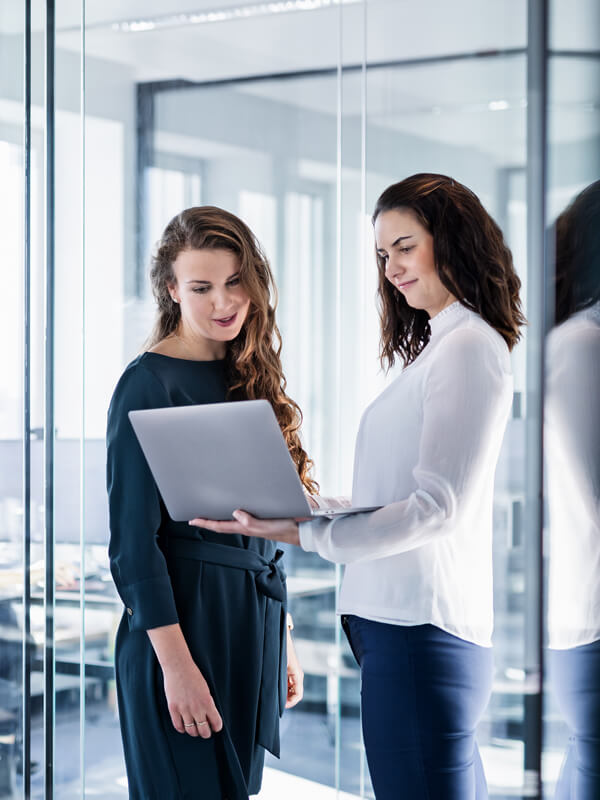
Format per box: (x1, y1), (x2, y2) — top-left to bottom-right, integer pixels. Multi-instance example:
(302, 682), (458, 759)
(378, 252), (388, 262)
(399, 245), (415, 254)
(192, 286), (210, 294)
(227, 277), (241, 287)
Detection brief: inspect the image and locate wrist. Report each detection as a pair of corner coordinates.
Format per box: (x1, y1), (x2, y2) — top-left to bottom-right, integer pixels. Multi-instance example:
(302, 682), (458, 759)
(283, 520), (300, 545)
(146, 625), (196, 674)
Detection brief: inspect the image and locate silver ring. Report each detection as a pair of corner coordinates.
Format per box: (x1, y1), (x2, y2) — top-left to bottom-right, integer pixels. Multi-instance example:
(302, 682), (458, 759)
(183, 723), (195, 728)
(196, 720), (208, 726)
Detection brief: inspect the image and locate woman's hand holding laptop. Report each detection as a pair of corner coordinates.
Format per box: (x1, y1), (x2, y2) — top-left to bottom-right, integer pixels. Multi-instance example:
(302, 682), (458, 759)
(189, 510), (302, 544)
(189, 495), (352, 541)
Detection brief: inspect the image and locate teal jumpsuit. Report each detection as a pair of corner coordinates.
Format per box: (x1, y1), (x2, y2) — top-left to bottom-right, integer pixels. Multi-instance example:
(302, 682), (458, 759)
(106, 353), (286, 800)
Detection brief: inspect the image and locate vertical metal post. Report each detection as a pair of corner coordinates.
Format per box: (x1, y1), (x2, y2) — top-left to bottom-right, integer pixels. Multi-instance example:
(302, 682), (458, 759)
(359, 3), (367, 795)
(22, 1), (32, 796)
(135, 84), (154, 297)
(524, 0), (548, 796)
(44, 0), (56, 796)
(334, 1), (343, 792)
(79, 2), (87, 796)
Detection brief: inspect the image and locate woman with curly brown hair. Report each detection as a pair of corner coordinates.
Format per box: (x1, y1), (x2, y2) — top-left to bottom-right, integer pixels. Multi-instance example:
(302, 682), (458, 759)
(194, 174), (526, 799)
(106, 206), (315, 799)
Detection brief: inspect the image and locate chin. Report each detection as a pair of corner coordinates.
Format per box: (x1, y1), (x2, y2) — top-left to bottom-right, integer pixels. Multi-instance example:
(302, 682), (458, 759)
(221, 324), (245, 341)
(404, 300), (426, 311)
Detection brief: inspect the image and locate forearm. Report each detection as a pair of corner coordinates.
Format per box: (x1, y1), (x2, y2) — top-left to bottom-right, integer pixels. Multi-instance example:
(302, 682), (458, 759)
(147, 623), (195, 673)
(300, 488), (450, 564)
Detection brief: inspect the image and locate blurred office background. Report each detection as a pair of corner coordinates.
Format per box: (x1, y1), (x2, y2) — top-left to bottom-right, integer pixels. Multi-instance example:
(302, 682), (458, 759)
(0, 0), (598, 797)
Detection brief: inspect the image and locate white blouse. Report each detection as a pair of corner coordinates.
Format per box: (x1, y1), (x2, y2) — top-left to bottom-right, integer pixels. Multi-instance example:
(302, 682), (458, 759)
(300, 301), (513, 647)
(546, 303), (600, 649)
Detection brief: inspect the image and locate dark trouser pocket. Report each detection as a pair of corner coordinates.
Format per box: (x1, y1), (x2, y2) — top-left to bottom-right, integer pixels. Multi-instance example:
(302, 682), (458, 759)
(341, 614), (363, 667)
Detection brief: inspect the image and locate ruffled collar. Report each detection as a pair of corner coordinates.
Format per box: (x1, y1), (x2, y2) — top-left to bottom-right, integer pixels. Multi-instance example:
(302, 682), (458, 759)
(429, 300), (466, 336)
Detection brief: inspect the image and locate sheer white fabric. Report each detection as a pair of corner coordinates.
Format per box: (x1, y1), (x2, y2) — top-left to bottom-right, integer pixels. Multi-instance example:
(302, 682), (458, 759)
(546, 303), (600, 649)
(300, 302), (513, 646)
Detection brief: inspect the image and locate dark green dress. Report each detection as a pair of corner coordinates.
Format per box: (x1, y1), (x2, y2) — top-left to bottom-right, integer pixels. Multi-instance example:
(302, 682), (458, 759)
(106, 353), (287, 800)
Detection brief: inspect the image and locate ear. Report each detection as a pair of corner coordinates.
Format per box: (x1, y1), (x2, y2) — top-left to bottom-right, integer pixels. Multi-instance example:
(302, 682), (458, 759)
(167, 282), (180, 304)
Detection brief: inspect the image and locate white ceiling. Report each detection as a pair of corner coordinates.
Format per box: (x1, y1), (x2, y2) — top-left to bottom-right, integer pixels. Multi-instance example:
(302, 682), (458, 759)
(1, 0), (598, 162)
(53, 0), (529, 83)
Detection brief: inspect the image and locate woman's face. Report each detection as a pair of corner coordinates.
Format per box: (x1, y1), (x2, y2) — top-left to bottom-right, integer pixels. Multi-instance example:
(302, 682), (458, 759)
(374, 208), (456, 318)
(169, 248), (251, 347)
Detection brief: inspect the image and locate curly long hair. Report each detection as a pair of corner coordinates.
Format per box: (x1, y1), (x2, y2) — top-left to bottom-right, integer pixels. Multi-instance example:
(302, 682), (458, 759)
(554, 180), (600, 325)
(146, 206), (318, 494)
(372, 173), (526, 368)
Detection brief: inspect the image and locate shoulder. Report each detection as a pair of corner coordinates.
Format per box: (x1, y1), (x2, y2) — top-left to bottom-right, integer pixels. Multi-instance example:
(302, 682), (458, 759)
(108, 354), (168, 418)
(549, 310), (600, 350)
(434, 310), (511, 371)
(548, 312), (600, 380)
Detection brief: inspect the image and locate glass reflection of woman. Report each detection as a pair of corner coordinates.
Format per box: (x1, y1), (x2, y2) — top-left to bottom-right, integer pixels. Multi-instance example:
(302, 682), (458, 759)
(194, 174), (526, 799)
(106, 207), (315, 799)
(545, 180), (600, 800)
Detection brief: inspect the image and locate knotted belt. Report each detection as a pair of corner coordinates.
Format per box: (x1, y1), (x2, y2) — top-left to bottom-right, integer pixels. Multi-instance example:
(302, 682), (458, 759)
(165, 536), (287, 756)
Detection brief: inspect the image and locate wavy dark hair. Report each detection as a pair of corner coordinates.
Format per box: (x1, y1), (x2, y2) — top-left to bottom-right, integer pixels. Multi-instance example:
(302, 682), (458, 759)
(372, 173), (526, 368)
(554, 180), (600, 325)
(146, 206), (318, 494)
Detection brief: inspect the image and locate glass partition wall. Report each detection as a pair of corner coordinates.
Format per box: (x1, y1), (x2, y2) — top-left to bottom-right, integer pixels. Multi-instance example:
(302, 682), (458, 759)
(0, 0), (572, 797)
(542, 1), (600, 797)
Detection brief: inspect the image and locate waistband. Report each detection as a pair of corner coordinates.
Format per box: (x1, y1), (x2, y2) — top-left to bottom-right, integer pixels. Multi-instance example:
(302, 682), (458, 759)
(164, 536), (286, 602)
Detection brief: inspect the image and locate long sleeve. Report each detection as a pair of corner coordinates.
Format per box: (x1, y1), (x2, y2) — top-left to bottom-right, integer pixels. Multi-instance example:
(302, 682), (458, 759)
(300, 327), (511, 564)
(547, 323), (600, 515)
(106, 363), (179, 631)
(546, 317), (600, 647)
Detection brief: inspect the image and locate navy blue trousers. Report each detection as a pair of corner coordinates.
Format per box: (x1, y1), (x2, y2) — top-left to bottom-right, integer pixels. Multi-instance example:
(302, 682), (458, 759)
(342, 616), (493, 800)
(548, 641), (600, 799)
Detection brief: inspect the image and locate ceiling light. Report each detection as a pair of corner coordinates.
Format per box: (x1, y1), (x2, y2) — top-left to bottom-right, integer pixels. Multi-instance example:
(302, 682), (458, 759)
(488, 100), (510, 111)
(106, 0), (361, 34)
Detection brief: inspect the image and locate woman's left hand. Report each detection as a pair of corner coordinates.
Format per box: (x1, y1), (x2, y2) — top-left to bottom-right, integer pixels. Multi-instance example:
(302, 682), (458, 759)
(285, 629), (304, 709)
(189, 510), (301, 545)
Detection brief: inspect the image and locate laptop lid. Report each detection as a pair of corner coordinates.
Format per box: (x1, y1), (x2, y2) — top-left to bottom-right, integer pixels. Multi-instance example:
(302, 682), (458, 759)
(129, 399), (313, 522)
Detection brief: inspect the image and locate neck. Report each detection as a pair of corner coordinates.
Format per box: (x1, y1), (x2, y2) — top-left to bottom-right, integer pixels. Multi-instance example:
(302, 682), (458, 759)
(174, 323), (226, 360)
(428, 293), (458, 320)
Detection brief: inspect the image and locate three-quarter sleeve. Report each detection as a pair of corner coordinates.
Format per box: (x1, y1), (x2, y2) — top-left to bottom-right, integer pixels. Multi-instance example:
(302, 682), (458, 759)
(299, 328), (511, 564)
(106, 363), (179, 631)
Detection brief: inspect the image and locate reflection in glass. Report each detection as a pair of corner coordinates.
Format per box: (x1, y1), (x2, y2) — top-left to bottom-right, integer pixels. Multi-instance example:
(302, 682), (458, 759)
(545, 181), (600, 799)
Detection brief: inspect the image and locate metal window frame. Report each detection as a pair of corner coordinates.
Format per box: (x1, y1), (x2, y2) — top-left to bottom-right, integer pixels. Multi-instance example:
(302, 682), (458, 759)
(43, 1), (56, 797)
(22, 1), (32, 796)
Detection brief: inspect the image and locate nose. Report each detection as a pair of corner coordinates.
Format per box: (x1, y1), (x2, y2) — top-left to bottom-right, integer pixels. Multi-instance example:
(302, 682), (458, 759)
(212, 288), (234, 313)
(385, 252), (405, 282)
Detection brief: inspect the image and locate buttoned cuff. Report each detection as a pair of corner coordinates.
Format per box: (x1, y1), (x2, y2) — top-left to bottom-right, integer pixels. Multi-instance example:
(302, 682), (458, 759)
(119, 575), (179, 632)
(299, 520), (317, 552)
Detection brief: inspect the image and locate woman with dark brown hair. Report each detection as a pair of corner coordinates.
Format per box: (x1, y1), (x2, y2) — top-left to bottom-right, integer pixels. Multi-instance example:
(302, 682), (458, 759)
(194, 174), (526, 799)
(106, 206), (314, 799)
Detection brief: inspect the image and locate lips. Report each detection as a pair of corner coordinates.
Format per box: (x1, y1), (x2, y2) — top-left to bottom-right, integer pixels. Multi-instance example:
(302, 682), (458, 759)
(213, 313), (238, 328)
(396, 279), (417, 291)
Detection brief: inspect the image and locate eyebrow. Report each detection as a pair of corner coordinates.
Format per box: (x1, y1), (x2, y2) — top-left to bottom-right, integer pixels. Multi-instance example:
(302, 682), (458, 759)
(186, 272), (240, 285)
(376, 234), (413, 253)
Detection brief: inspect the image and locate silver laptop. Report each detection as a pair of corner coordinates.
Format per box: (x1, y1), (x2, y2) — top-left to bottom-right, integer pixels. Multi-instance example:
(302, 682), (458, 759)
(128, 399), (380, 522)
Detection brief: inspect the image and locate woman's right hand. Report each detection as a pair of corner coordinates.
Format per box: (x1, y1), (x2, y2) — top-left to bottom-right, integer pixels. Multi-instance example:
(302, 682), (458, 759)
(162, 660), (223, 738)
(147, 624), (223, 739)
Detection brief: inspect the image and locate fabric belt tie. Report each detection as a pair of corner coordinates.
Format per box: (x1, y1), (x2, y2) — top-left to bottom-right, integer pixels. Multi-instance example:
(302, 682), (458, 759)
(165, 536), (287, 756)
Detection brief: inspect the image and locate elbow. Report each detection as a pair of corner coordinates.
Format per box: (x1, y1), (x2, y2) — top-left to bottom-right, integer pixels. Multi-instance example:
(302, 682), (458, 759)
(414, 472), (459, 527)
